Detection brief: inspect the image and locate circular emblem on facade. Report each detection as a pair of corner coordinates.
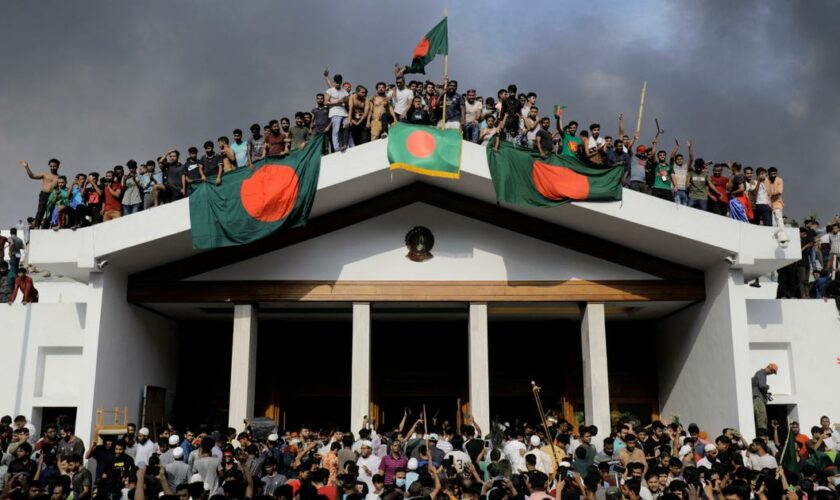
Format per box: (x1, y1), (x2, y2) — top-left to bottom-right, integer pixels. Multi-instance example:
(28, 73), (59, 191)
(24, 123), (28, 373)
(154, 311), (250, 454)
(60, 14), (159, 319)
(405, 226), (434, 262)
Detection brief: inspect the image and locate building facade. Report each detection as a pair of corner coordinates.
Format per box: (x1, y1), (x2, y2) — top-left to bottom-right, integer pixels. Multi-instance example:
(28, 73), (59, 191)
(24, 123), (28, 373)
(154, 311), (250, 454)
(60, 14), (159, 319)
(2, 140), (838, 447)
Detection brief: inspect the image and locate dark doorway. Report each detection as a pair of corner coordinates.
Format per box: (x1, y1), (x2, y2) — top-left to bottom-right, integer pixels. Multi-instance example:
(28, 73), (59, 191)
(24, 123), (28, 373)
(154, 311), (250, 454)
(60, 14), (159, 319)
(371, 318), (468, 431)
(255, 320), (352, 431)
(489, 320), (582, 426)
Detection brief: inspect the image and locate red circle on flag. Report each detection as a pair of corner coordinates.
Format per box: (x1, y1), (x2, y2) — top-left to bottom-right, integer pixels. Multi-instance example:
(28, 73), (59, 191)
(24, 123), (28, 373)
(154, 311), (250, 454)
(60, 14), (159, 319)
(406, 130), (436, 158)
(413, 38), (430, 59)
(240, 164), (299, 222)
(532, 161), (590, 201)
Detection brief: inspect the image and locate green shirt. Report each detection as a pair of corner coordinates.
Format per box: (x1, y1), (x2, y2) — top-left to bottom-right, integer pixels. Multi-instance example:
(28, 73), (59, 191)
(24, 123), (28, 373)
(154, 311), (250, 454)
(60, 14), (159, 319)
(652, 162), (672, 190)
(688, 171), (709, 200)
(561, 134), (582, 157)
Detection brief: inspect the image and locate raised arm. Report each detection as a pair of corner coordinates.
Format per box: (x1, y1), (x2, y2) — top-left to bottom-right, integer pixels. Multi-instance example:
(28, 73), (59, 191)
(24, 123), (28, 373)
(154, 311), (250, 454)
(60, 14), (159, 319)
(555, 107), (565, 135)
(687, 139), (694, 168)
(618, 113), (625, 140)
(670, 139), (680, 164)
(20, 160), (44, 180)
(323, 68), (334, 89)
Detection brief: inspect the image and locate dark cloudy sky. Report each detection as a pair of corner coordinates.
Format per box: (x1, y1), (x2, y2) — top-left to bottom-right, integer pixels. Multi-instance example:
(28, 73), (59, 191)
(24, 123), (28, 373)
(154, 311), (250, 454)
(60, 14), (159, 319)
(2, 1), (838, 227)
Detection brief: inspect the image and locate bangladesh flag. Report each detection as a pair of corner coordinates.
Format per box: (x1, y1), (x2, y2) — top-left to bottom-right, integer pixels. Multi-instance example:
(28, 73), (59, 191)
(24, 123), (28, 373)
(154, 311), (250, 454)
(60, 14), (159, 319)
(189, 135), (324, 249)
(404, 18), (448, 74)
(388, 122), (462, 179)
(780, 432), (800, 479)
(486, 141), (623, 207)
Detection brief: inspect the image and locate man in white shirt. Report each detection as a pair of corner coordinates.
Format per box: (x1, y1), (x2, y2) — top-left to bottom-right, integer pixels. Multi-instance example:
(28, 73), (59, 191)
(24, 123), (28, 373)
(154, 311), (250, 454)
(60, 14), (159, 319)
(389, 68), (413, 119)
(325, 73), (350, 152)
(356, 440), (381, 492)
(134, 427), (158, 467)
(503, 433), (527, 471)
(747, 439), (777, 470)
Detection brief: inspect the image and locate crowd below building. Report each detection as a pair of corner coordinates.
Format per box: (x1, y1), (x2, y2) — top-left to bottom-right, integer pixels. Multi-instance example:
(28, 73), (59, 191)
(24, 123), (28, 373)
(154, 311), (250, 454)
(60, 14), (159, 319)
(3, 65), (840, 301)
(2, 408), (840, 500)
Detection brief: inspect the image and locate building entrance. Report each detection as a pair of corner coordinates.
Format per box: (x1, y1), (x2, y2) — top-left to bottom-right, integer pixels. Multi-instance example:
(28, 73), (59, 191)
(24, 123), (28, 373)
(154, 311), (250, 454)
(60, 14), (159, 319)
(370, 318), (469, 431)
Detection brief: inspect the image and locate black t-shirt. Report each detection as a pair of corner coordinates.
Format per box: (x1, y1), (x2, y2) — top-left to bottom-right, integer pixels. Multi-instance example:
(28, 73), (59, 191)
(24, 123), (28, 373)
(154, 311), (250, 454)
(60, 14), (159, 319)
(201, 153), (224, 177)
(312, 106), (330, 133)
(502, 97), (519, 131)
(8, 458), (38, 480)
(92, 445), (116, 478)
(536, 129), (553, 154)
(109, 453), (135, 480)
(730, 174), (746, 196)
(165, 162), (186, 190)
(405, 109), (431, 125)
(185, 158), (202, 182)
(443, 92), (464, 122)
(464, 438), (484, 464)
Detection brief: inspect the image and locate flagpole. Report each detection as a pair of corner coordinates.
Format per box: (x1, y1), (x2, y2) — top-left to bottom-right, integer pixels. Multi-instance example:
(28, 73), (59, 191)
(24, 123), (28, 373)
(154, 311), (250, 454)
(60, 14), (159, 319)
(635, 81), (647, 139)
(441, 8), (449, 130)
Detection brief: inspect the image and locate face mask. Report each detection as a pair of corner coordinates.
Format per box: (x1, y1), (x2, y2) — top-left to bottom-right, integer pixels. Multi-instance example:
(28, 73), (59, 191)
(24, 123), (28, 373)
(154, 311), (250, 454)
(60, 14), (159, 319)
(396, 479), (406, 487)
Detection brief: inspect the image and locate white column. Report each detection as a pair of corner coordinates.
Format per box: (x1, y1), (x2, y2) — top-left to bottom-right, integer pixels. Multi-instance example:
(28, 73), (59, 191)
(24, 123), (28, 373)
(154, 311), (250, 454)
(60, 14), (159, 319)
(228, 304), (258, 431)
(581, 303), (611, 436)
(350, 302), (371, 433)
(469, 303), (490, 434)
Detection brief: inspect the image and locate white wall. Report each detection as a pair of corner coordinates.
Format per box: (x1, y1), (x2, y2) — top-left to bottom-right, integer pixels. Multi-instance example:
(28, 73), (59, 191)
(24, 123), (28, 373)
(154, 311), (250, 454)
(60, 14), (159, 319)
(656, 263), (754, 436)
(747, 299), (840, 429)
(0, 303), (86, 431)
(190, 203), (658, 282)
(75, 269), (179, 446)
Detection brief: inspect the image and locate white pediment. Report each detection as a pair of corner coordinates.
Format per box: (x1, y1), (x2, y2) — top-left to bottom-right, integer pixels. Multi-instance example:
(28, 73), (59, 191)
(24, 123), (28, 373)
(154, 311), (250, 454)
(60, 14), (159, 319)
(186, 203), (658, 282)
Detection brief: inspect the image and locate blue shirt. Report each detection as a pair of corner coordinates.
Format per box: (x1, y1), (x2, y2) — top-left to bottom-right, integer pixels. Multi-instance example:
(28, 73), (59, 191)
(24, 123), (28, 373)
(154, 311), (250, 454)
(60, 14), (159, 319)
(230, 141), (248, 168)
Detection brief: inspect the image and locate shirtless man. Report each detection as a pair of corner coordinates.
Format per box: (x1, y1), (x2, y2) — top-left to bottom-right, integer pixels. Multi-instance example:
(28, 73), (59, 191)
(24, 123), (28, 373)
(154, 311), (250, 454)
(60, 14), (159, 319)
(215, 136), (237, 185)
(21, 159), (60, 229)
(368, 82), (397, 140)
(347, 85), (371, 146)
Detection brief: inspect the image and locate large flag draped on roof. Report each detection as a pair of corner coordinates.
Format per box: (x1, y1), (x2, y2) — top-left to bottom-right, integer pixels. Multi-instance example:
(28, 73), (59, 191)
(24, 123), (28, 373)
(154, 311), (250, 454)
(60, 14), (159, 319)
(486, 142), (623, 207)
(387, 122), (462, 179)
(189, 135), (323, 249)
(404, 18), (448, 74)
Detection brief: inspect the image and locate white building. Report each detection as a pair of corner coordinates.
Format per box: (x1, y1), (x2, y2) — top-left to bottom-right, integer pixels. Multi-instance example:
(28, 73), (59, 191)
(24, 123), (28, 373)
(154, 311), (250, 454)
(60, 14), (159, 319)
(2, 139), (838, 446)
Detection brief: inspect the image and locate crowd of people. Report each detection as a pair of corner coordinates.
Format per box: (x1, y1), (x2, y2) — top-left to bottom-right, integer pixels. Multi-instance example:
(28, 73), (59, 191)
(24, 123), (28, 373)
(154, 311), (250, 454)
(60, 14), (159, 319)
(5, 65), (840, 300)
(2, 407), (840, 500)
(11, 65), (795, 229)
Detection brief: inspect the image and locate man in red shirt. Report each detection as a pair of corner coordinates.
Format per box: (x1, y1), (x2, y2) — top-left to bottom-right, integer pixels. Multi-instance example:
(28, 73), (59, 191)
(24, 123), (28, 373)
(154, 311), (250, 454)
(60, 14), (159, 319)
(102, 170), (124, 221)
(708, 163), (729, 216)
(265, 120), (288, 157)
(9, 267), (38, 305)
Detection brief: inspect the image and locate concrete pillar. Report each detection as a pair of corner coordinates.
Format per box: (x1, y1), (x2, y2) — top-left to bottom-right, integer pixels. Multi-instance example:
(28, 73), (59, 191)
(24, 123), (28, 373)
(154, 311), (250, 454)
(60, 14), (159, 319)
(228, 304), (257, 431)
(350, 303), (372, 433)
(581, 303), (611, 436)
(468, 303), (490, 434)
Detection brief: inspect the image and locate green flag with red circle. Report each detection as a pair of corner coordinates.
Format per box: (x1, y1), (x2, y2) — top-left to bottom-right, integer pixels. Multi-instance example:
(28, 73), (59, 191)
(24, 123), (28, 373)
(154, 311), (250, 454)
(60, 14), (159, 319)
(486, 141), (623, 207)
(388, 122), (462, 179)
(404, 18), (448, 74)
(189, 135), (324, 249)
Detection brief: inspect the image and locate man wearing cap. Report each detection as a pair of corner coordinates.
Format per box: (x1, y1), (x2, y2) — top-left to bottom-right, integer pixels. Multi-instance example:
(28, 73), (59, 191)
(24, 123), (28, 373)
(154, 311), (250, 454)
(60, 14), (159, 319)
(521, 435), (552, 475)
(356, 440), (381, 492)
(696, 444), (719, 469)
(165, 445), (190, 492)
(751, 363), (777, 432)
(160, 435), (180, 466)
(626, 145), (651, 193)
(134, 427), (157, 467)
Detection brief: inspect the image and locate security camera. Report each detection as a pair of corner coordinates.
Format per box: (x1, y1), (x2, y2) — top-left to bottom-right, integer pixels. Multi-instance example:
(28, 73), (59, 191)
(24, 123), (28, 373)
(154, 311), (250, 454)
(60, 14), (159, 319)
(724, 256), (736, 265)
(95, 258), (109, 270)
(774, 229), (790, 249)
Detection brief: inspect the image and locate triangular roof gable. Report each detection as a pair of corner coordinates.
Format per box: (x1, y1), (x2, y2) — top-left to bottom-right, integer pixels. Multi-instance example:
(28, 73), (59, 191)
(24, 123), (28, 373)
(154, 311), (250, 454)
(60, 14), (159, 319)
(127, 183), (703, 303)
